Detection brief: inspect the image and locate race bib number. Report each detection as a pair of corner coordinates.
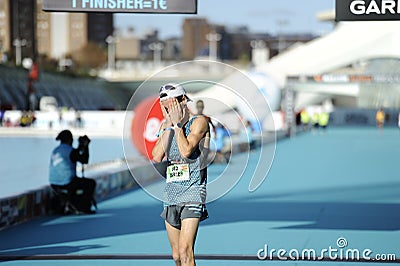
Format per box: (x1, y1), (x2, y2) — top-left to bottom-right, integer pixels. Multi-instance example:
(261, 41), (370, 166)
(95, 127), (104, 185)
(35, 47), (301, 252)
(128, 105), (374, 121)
(166, 163), (190, 183)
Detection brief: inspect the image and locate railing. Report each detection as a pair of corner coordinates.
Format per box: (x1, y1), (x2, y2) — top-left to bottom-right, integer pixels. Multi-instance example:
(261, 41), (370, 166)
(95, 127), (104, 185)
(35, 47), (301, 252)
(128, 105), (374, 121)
(0, 159), (163, 231)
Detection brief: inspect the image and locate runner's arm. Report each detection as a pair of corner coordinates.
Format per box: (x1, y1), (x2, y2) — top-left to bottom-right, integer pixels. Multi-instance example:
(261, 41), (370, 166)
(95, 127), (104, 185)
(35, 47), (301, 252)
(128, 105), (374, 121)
(152, 121), (174, 163)
(174, 116), (209, 159)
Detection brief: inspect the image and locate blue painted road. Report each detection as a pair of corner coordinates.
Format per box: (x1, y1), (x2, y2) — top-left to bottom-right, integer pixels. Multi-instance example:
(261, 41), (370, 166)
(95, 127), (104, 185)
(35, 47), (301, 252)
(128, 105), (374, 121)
(0, 128), (399, 265)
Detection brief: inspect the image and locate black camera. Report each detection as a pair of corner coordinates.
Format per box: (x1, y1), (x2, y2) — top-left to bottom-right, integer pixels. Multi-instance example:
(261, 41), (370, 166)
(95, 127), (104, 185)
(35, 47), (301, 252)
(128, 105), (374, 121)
(78, 135), (91, 147)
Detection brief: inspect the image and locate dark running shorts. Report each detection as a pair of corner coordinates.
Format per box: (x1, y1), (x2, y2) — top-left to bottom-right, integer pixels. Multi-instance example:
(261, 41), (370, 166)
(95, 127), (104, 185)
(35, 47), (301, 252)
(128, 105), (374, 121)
(161, 203), (208, 229)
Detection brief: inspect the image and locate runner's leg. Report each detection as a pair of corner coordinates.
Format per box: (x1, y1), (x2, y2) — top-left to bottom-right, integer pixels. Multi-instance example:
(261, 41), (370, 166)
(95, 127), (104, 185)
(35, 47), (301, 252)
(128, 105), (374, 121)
(179, 218), (200, 266)
(165, 221), (182, 266)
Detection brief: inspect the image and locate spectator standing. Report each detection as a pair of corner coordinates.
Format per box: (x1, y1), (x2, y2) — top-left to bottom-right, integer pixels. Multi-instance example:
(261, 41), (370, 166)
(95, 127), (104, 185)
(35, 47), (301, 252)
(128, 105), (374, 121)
(319, 111), (330, 132)
(376, 108), (385, 129)
(300, 109), (310, 131)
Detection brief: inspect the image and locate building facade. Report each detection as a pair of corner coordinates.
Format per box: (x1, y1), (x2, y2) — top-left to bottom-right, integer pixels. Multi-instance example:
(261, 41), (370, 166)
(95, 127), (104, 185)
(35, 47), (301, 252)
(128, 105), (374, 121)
(87, 13), (114, 47)
(0, 0), (11, 56)
(115, 37), (141, 60)
(0, 0), (36, 61)
(0, 0), (113, 61)
(181, 18), (210, 60)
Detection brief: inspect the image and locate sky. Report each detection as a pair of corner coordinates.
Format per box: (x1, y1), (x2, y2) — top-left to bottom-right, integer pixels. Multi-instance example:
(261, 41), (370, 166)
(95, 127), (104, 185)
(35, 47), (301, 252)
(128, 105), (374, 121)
(115, 0), (336, 38)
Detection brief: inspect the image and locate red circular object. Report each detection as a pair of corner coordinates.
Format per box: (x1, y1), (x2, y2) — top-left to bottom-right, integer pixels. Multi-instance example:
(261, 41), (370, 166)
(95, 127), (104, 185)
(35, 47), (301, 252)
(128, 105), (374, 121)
(131, 95), (163, 160)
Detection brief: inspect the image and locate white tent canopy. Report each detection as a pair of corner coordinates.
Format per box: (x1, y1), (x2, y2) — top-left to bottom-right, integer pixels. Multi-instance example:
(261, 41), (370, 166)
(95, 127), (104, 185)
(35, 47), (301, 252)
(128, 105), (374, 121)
(191, 21), (400, 125)
(258, 21), (400, 87)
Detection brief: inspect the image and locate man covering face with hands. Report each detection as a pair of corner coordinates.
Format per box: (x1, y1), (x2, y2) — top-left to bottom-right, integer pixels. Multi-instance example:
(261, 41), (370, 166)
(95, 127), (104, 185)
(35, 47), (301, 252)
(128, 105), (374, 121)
(152, 83), (210, 266)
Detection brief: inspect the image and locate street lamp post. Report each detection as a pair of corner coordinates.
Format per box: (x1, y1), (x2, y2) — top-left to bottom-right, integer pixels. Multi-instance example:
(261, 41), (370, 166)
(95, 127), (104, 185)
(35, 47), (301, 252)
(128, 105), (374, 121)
(13, 38), (27, 66)
(250, 40), (268, 67)
(277, 19), (288, 54)
(105, 35), (116, 71)
(206, 31), (221, 62)
(148, 42), (164, 67)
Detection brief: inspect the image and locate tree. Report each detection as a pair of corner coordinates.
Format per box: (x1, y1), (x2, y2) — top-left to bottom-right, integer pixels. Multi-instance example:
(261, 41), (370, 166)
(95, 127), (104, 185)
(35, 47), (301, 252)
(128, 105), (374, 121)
(72, 42), (107, 70)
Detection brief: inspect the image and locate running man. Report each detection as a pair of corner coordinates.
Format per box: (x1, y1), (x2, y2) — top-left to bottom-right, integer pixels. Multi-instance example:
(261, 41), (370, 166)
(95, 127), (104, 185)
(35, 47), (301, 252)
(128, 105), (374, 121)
(152, 83), (210, 266)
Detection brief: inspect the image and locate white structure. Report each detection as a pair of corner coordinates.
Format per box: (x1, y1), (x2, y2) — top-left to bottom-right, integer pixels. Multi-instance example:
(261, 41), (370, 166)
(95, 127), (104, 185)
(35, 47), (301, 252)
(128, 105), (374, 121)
(191, 21), (400, 129)
(256, 21), (400, 109)
(258, 21), (400, 86)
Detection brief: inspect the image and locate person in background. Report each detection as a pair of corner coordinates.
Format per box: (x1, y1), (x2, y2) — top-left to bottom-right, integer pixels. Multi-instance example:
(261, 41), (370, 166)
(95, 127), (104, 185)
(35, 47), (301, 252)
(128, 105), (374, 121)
(58, 109), (64, 128)
(195, 99), (217, 162)
(75, 110), (83, 128)
(300, 109), (310, 131)
(49, 129), (96, 214)
(240, 120), (255, 150)
(195, 100), (214, 129)
(319, 111), (330, 132)
(0, 109), (4, 127)
(19, 111), (36, 127)
(311, 112), (320, 130)
(398, 112), (400, 129)
(195, 99), (205, 116)
(214, 122), (231, 163)
(376, 108), (385, 129)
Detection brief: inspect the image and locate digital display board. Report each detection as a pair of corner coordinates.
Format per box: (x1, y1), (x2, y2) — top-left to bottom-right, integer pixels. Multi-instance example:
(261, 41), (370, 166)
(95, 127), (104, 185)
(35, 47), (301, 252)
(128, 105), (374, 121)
(336, 0), (400, 21)
(42, 0), (197, 14)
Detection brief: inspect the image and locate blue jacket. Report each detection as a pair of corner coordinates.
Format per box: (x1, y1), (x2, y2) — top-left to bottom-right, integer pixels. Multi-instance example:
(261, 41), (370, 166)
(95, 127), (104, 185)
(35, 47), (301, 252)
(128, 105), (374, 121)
(49, 144), (76, 185)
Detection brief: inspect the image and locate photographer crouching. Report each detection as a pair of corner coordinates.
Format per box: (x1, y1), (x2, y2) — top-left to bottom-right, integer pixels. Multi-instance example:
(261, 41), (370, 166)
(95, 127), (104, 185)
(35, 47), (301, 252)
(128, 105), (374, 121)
(49, 129), (97, 214)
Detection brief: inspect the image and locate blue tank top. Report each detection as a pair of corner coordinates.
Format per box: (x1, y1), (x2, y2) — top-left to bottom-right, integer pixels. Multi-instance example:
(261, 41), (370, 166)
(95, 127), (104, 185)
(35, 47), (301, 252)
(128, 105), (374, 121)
(164, 116), (207, 205)
(49, 144), (76, 186)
